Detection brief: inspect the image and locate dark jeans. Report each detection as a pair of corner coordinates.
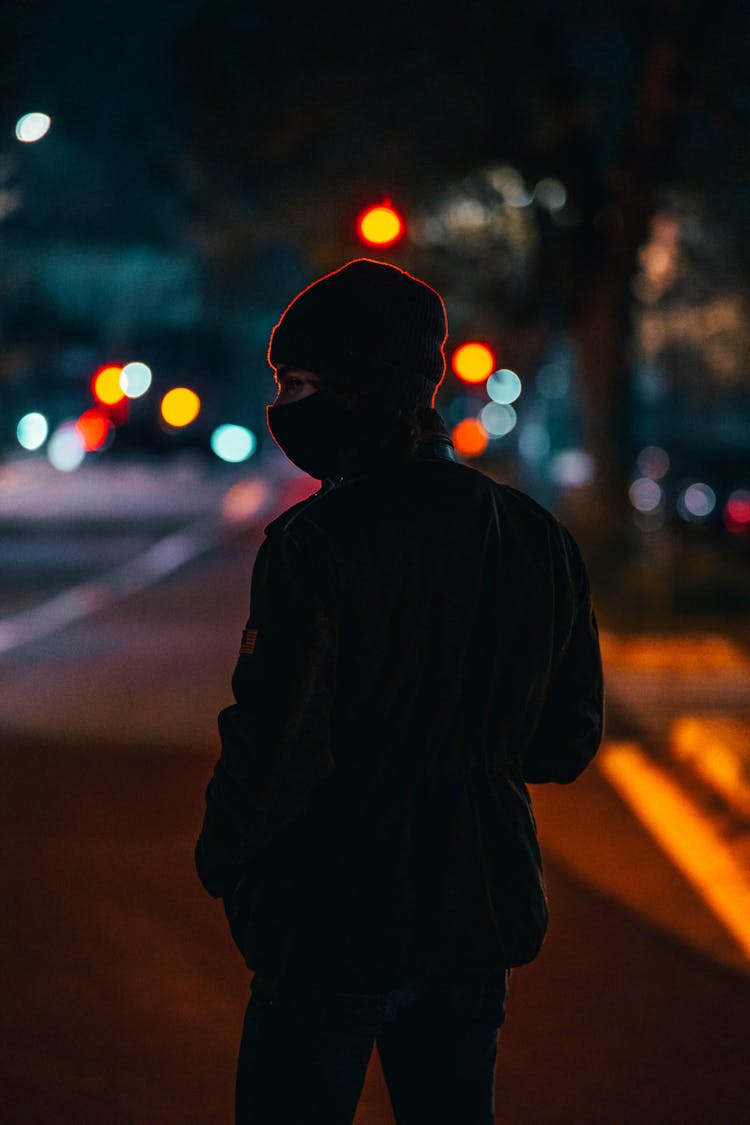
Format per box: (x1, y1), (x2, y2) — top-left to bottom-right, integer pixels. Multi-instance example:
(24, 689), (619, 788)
(235, 968), (509, 1124)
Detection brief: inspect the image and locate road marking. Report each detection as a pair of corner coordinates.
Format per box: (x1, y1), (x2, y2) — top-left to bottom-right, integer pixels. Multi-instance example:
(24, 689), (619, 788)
(599, 742), (750, 960)
(0, 478), (273, 656)
(670, 716), (750, 821)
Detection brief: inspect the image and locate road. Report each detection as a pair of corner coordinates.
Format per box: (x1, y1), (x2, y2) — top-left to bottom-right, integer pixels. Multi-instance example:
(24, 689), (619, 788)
(2, 456), (749, 1123)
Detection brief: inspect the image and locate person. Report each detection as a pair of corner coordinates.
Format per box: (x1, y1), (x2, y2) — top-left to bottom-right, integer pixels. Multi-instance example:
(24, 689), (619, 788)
(195, 258), (604, 1124)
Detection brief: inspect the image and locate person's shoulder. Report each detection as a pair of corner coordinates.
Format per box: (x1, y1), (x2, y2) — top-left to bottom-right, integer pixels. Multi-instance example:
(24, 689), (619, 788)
(264, 490), (322, 537)
(494, 480), (561, 528)
(263, 480), (353, 549)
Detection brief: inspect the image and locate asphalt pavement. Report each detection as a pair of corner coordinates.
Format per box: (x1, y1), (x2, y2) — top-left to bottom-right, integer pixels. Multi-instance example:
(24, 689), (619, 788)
(2, 453), (750, 1123)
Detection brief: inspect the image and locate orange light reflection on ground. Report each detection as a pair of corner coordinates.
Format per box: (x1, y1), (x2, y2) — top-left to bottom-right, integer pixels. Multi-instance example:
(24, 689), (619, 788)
(671, 716), (750, 820)
(600, 742), (750, 960)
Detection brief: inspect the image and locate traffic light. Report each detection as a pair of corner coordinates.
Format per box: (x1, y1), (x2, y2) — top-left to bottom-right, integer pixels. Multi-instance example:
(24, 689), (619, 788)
(451, 343), (496, 384)
(357, 203), (405, 248)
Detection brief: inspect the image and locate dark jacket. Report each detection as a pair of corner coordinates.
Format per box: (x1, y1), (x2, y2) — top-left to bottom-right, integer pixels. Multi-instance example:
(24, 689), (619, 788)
(195, 437), (604, 989)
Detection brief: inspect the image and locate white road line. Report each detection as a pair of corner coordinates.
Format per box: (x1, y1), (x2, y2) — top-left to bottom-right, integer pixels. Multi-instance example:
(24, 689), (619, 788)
(0, 518), (220, 655)
(599, 742), (750, 960)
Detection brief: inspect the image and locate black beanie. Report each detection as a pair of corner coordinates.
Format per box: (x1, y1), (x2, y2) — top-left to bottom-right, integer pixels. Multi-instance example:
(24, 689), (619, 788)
(267, 258), (448, 405)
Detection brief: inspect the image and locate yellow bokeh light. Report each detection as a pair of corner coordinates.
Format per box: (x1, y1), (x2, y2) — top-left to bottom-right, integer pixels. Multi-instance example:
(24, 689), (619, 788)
(357, 205), (404, 247)
(452, 418), (489, 458)
(451, 343), (496, 384)
(92, 365), (125, 405)
(161, 387), (201, 428)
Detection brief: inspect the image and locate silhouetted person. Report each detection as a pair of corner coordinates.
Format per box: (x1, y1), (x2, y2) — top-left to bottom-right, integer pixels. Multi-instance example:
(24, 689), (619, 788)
(195, 259), (604, 1124)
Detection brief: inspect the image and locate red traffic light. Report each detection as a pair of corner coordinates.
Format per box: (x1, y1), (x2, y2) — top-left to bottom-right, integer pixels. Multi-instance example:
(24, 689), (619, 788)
(357, 203), (405, 248)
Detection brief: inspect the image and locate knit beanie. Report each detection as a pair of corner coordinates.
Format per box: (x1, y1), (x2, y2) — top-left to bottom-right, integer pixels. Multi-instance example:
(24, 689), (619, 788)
(267, 258), (448, 405)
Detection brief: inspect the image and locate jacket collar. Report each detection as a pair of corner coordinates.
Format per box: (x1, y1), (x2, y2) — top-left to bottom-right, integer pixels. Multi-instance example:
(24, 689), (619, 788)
(412, 435), (457, 463)
(322, 435), (457, 490)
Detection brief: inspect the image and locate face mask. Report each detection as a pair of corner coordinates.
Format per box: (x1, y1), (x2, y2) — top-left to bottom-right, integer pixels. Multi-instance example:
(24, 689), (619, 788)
(266, 392), (351, 480)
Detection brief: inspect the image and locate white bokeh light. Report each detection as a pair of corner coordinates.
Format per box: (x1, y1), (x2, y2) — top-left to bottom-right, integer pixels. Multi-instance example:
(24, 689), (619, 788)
(636, 445), (670, 480)
(550, 450), (595, 487)
(487, 369), (522, 405)
(678, 482), (716, 521)
(536, 364), (570, 399)
(16, 412), (49, 450)
(15, 112), (51, 142)
(119, 361), (152, 398)
(518, 423), (550, 462)
(480, 403), (517, 438)
(629, 477), (663, 513)
(210, 424), (257, 463)
(47, 423), (85, 472)
(534, 178), (567, 211)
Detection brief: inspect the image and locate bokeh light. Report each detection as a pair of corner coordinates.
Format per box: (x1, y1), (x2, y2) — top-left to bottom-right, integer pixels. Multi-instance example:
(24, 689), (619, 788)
(480, 402), (517, 437)
(357, 204), (404, 247)
(452, 418), (489, 458)
(636, 445), (670, 480)
(518, 423), (550, 461)
(92, 365), (125, 406)
(452, 343), (496, 384)
(536, 364), (569, 399)
(629, 477), (663, 513)
(120, 361), (152, 398)
(724, 490), (750, 534)
(487, 368), (522, 404)
(75, 409), (111, 452)
(210, 424), (257, 463)
(534, 177), (567, 211)
(223, 480), (269, 522)
(15, 112), (51, 142)
(677, 482), (716, 521)
(161, 387), (201, 427)
(550, 450), (595, 487)
(47, 423), (85, 472)
(16, 412), (49, 450)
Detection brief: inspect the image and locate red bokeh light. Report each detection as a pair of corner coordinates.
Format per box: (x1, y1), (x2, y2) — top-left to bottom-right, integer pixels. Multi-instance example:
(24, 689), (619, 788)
(75, 409), (111, 451)
(724, 491), (750, 535)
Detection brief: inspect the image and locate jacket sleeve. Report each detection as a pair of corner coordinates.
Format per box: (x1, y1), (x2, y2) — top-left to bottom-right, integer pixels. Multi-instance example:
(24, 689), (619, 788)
(194, 518), (339, 899)
(522, 525), (604, 784)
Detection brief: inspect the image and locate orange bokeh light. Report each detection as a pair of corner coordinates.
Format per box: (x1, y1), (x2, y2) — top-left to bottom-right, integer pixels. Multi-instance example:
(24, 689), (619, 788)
(92, 365), (126, 405)
(160, 387), (201, 428)
(357, 204), (404, 247)
(451, 343), (496, 384)
(75, 409), (111, 451)
(452, 418), (489, 458)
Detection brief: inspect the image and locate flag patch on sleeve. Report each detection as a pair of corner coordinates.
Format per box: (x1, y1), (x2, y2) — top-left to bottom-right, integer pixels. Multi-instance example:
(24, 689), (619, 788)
(240, 628), (258, 655)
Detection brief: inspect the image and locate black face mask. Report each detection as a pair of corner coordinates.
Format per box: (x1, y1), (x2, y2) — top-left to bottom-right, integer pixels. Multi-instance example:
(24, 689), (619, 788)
(266, 392), (351, 480)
